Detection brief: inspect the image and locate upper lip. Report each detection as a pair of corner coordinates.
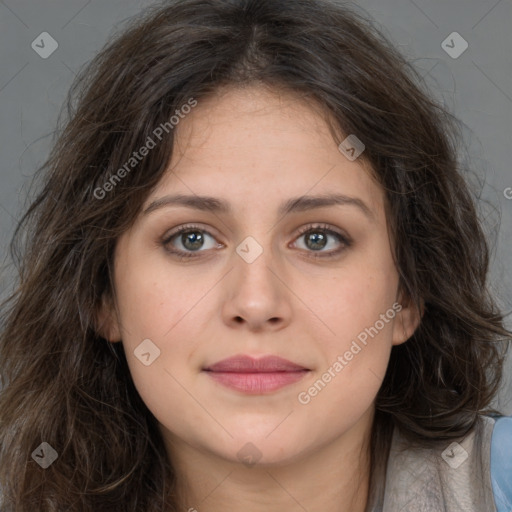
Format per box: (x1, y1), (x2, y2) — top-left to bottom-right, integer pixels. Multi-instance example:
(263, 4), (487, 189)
(203, 355), (309, 373)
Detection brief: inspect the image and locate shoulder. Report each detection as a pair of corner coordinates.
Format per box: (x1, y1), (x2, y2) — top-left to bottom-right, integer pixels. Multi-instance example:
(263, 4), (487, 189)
(381, 415), (510, 512)
(490, 415), (512, 512)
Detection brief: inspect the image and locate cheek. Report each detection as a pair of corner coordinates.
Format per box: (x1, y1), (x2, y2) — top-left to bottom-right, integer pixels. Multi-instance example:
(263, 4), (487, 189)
(112, 255), (209, 413)
(303, 255), (398, 398)
(297, 281), (396, 423)
(116, 281), (202, 433)
(114, 254), (198, 343)
(312, 260), (398, 344)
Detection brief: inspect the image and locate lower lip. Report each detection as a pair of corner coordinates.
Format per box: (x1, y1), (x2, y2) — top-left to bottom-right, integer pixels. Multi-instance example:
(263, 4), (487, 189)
(204, 370), (309, 393)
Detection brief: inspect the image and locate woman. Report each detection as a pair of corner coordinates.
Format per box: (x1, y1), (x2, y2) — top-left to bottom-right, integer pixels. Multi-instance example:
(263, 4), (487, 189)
(0, 0), (510, 510)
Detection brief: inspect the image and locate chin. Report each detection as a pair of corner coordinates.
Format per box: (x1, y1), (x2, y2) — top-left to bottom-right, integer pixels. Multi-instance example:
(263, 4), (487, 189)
(214, 433), (309, 467)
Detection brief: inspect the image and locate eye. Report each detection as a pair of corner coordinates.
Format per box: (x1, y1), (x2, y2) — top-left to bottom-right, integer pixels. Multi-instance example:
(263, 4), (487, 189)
(161, 223), (351, 261)
(292, 223), (351, 259)
(162, 224), (221, 259)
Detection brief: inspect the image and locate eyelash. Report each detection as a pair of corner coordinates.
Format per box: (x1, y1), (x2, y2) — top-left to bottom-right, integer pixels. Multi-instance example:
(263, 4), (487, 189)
(161, 223), (352, 260)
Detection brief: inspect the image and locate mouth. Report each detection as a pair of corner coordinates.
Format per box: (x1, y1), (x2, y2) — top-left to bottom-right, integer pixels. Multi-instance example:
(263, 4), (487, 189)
(202, 354), (311, 394)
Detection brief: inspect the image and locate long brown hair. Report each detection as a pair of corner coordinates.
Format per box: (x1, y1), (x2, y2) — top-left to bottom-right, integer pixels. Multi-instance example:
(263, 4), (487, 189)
(1, 0), (510, 510)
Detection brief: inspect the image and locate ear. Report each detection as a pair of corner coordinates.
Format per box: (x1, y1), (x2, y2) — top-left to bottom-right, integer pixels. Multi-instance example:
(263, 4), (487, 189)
(95, 292), (122, 343)
(391, 289), (423, 346)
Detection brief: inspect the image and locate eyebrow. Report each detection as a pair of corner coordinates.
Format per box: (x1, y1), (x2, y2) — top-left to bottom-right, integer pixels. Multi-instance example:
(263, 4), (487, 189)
(143, 193), (375, 221)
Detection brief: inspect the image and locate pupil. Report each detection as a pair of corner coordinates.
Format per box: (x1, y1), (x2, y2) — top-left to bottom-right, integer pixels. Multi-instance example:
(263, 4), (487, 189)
(183, 231), (203, 250)
(307, 232), (326, 250)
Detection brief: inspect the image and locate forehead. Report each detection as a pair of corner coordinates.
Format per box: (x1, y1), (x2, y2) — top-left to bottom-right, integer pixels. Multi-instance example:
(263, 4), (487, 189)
(146, 85), (385, 221)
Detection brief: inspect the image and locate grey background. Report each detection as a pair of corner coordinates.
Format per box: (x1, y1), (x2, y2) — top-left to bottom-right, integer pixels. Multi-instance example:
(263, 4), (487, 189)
(0, 0), (511, 413)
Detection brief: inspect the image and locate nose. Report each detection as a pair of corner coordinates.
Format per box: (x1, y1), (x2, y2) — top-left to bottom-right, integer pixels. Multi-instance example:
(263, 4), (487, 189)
(221, 244), (293, 333)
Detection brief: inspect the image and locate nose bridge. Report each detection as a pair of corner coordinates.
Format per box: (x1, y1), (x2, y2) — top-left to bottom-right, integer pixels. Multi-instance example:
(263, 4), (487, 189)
(221, 231), (292, 330)
(233, 232), (280, 296)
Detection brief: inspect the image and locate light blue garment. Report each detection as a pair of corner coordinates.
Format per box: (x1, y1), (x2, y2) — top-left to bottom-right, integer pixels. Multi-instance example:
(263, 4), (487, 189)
(491, 416), (512, 512)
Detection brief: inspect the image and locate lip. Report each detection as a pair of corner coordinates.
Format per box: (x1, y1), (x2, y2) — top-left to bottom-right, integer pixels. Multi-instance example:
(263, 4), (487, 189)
(203, 355), (310, 394)
(204, 354), (308, 373)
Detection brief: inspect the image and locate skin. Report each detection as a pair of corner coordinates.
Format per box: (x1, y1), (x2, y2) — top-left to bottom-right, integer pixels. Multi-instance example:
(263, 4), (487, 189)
(99, 84), (421, 512)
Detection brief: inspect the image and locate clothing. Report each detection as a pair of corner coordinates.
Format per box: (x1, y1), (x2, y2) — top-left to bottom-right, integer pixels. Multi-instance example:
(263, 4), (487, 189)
(375, 415), (512, 511)
(491, 416), (512, 511)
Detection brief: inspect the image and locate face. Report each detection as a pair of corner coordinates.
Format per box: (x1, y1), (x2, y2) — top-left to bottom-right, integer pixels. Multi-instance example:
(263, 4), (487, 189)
(100, 85), (419, 467)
